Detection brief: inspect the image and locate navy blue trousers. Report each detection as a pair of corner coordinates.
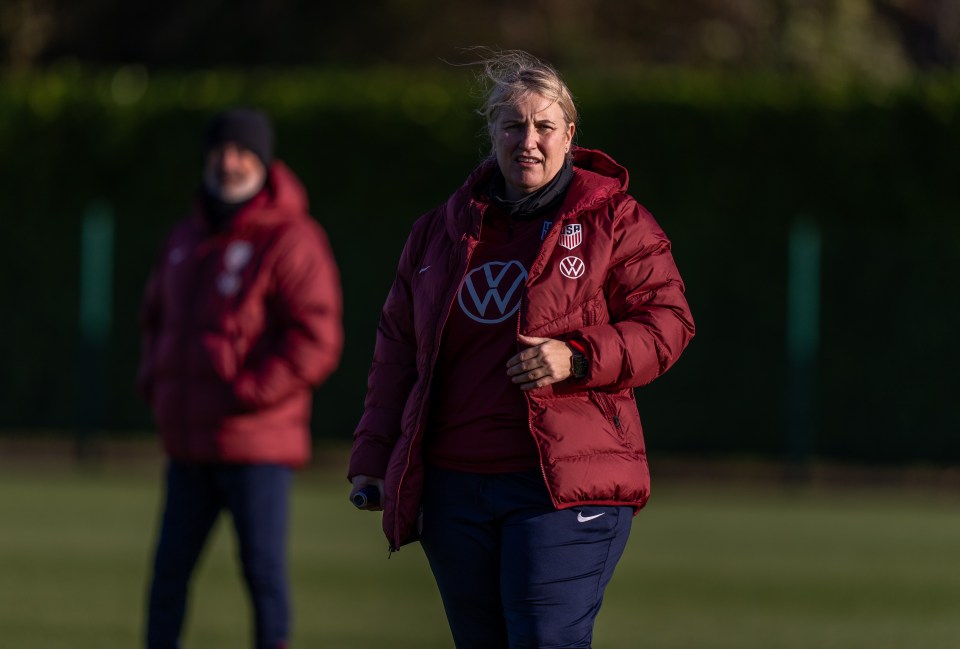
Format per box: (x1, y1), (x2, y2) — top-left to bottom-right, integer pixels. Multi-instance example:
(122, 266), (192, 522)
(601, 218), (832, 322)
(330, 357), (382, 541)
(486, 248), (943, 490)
(146, 462), (292, 649)
(419, 468), (632, 649)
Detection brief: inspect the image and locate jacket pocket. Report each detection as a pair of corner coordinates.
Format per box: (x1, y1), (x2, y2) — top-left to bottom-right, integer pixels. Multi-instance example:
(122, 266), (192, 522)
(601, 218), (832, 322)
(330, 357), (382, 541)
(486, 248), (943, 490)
(580, 290), (608, 327)
(588, 391), (629, 447)
(202, 332), (239, 382)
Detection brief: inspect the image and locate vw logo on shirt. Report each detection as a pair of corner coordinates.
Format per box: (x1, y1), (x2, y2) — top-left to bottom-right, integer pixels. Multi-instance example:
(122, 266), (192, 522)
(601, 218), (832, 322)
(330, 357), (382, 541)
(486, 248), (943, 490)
(458, 260), (528, 324)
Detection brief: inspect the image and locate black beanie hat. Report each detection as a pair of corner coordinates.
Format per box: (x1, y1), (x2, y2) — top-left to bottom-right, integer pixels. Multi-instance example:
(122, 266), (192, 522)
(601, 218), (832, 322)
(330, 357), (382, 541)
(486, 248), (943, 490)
(203, 107), (274, 168)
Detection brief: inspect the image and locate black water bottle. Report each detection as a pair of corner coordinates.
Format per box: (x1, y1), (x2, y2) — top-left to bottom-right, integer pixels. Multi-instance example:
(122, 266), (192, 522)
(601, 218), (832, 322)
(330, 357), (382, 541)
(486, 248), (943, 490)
(351, 485), (381, 508)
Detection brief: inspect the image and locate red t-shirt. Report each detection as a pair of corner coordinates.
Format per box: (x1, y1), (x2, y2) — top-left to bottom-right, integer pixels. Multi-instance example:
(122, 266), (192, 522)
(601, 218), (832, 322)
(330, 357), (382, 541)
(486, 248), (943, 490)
(425, 209), (552, 472)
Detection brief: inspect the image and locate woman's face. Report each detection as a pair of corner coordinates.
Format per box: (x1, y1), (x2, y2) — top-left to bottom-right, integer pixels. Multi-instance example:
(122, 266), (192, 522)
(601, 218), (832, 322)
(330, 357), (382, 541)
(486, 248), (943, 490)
(492, 92), (575, 201)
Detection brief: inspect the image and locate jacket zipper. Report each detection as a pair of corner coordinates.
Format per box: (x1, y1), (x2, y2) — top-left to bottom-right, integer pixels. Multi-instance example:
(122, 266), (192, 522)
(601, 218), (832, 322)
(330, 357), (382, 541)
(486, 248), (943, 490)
(518, 216), (565, 509)
(516, 293), (558, 508)
(391, 230), (478, 552)
(590, 391), (625, 440)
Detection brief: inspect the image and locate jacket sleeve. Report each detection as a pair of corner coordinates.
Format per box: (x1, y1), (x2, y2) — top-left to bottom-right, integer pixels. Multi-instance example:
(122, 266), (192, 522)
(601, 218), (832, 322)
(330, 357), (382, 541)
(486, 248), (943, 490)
(347, 226), (423, 480)
(570, 199), (695, 390)
(233, 221), (344, 408)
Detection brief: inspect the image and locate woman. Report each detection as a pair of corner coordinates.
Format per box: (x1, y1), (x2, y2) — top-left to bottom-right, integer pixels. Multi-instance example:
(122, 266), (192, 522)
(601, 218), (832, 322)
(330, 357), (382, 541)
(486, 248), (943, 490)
(349, 50), (694, 648)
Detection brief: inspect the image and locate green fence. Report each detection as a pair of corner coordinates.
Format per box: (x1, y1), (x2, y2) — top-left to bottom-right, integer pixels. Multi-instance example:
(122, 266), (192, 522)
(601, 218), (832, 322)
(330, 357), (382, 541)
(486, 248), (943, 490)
(1, 67), (958, 463)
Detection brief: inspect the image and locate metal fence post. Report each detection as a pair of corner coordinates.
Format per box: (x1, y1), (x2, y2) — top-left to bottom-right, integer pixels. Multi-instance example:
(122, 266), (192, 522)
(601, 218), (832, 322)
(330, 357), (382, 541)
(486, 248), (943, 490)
(76, 201), (114, 461)
(785, 218), (821, 481)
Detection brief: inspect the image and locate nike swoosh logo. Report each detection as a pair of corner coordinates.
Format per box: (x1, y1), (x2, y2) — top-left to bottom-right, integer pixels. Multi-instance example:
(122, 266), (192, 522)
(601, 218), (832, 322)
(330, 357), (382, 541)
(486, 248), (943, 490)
(577, 512), (605, 523)
(419, 265), (431, 274)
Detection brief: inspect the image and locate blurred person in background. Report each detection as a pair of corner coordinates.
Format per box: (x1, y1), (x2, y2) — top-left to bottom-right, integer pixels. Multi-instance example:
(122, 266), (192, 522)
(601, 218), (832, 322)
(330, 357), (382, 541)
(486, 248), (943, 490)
(137, 107), (343, 649)
(349, 50), (694, 648)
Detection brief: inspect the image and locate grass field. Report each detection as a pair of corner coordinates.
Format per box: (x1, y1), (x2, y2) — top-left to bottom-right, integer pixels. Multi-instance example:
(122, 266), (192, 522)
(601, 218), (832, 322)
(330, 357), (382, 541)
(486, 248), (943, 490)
(1, 444), (958, 649)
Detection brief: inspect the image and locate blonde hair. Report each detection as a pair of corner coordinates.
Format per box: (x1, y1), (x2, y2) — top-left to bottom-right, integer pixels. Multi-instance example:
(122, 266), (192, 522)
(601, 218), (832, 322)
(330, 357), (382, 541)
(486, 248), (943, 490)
(471, 49), (578, 143)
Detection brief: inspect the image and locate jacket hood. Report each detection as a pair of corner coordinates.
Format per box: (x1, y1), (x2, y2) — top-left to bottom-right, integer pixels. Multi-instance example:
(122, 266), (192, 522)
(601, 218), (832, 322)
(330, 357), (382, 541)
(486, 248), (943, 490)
(442, 147), (629, 242)
(569, 146), (630, 194)
(263, 160), (310, 215)
(193, 159), (310, 229)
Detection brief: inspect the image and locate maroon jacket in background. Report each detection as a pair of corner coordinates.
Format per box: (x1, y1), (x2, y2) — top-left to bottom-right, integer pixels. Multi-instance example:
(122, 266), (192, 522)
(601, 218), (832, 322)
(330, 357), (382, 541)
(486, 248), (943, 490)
(349, 148), (695, 550)
(138, 161), (343, 468)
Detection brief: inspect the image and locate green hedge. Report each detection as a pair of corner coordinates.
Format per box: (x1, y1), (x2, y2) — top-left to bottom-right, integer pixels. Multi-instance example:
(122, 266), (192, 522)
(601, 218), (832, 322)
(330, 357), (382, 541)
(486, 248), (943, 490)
(2, 66), (958, 464)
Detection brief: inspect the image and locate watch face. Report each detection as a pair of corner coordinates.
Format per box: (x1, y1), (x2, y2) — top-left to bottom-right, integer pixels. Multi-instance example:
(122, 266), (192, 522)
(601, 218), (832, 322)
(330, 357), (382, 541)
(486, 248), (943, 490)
(572, 353), (588, 378)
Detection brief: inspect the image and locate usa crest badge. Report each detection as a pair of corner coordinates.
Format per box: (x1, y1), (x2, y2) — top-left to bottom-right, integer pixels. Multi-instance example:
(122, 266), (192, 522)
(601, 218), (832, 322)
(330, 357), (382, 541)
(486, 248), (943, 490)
(558, 224), (582, 250)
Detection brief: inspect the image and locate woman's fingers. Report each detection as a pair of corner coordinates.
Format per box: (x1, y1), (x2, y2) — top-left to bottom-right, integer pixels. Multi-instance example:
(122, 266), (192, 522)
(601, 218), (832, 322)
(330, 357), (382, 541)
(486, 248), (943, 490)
(506, 337), (573, 389)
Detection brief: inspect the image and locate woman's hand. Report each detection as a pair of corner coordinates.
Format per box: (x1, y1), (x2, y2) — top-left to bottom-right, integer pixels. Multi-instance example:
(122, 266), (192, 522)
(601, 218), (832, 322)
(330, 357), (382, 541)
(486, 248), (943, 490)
(350, 475), (385, 511)
(506, 334), (573, 391)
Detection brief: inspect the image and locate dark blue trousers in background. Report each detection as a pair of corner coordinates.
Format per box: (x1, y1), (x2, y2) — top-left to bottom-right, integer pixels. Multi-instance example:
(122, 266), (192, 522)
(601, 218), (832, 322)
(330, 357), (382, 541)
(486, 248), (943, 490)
(419, 468), (632, 649)
(146, 461), (292, 649)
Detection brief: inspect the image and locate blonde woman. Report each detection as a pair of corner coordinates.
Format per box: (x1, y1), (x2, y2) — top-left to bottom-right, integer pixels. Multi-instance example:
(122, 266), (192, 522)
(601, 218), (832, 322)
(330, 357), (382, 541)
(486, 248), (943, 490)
(350, 51), (694, 648)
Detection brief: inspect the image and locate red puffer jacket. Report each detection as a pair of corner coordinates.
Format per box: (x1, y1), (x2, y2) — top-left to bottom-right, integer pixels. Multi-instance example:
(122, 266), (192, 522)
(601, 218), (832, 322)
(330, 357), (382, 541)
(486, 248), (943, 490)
(349, 148), (694, 549)
(138, 161), (343, 467)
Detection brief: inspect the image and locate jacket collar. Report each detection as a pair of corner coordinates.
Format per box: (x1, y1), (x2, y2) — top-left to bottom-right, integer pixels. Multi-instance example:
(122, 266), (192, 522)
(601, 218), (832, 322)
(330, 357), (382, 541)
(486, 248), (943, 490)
(442, 147), (629, 242)
(191, 160), (309, 233)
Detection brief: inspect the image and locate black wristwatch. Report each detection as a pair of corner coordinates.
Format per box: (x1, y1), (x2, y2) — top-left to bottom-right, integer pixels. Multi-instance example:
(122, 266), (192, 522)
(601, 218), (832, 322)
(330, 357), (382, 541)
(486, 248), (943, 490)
(570, 350), (589, 379)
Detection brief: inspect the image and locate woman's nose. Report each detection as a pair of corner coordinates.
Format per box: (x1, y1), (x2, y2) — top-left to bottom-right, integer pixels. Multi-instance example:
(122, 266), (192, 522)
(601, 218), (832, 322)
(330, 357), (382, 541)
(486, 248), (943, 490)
(520, 125), (537, 149)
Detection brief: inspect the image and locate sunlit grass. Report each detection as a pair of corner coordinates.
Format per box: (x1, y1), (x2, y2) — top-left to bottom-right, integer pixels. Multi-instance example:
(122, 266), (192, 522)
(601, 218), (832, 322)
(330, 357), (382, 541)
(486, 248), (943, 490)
(0, 452), (958, 649)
